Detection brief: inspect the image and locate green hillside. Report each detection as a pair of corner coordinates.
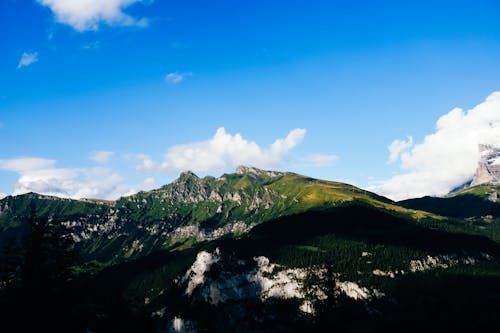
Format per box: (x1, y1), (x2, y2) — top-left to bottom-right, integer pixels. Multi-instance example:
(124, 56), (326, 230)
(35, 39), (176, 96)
(400, 184), (500, 216)
(1, 168), (499, 332)
(399, 184), (500, 242)
(0, 167), (440, 263)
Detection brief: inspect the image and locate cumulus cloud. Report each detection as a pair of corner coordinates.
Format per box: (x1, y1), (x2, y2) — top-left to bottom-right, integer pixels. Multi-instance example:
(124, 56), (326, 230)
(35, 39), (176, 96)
(300, 154), (339, 168)
(0, 157), (155, 200)
(133, 127), (306, 174)
(387, 136), (413, 164)
(369, 92), (500, 201)
(17, 52), (38, 69)
(0, 193), (6, 200)
(37, 0), (150, 31)
(90, 150), (115, 163)
(165, 72), (192, 84)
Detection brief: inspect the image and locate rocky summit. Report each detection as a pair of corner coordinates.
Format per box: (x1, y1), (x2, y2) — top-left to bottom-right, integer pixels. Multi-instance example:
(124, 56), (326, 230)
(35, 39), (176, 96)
(472, 144), (500, 186)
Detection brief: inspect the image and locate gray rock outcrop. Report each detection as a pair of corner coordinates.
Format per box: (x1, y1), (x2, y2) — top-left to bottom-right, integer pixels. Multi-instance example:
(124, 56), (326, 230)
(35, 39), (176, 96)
(471, 144), (500, 186)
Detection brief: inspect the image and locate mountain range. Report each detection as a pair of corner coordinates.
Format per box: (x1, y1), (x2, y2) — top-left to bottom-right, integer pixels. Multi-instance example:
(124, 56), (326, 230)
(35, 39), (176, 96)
(1, 165), (499, 332)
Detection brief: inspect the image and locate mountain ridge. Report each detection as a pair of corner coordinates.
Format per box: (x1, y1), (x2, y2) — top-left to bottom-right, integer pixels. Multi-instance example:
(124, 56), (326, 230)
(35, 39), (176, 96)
(1, 166), (500, 332)
(0, 166), (440, 263)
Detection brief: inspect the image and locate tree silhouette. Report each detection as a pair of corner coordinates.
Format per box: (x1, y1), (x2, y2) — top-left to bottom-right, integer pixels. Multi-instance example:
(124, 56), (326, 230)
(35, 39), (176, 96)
(0, 209), (80, 331)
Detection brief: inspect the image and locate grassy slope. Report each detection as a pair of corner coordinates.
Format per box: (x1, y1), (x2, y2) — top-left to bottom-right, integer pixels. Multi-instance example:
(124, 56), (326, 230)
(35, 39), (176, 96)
(0, 170), (445, 263)
(399, 184), (500, 242)
(0, 171), (441, 232)
(0, 193), (112, 226)
(399, 184), (500, 217)
(451, 184), (500, 200)
(115, 171), (442, 227)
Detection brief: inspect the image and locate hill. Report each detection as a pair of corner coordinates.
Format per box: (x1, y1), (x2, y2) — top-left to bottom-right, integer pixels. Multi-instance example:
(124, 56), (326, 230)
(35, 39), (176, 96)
(0, 166), (436, 263)
(0, 167), (499, 332)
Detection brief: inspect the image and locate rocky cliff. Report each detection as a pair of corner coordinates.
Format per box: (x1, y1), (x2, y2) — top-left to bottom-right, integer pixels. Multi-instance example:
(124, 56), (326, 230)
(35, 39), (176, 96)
(471, 144), (500, 186)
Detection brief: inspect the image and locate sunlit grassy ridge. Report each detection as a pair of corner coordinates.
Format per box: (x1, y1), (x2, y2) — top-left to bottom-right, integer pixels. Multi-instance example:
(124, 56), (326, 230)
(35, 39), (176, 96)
(265, 173), (441, 221)
(0, 167), (440, 231)
(0, 167), (460, 264)
(449, 184), (500, 201)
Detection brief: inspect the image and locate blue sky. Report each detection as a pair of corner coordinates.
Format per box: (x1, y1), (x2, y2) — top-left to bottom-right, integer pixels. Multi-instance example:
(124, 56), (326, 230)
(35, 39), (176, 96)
(1, 0), (500, 200)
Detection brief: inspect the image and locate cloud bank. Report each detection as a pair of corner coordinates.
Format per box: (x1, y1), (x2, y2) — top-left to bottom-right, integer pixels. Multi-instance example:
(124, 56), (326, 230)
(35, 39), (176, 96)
(370, 92), (500, 201)
(17, 52), (38, 69)
(37, 0), (150, 31)
(133, 127), (307, 174)
(0, 129), (338, 200)
(0, 157), (154, 200)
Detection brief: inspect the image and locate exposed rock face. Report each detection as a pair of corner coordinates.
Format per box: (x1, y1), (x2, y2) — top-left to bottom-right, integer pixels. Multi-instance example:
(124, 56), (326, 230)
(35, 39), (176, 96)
(471, 144), (500, 186)
(235, 165), (283, 179)
(179, 250), (384, 314)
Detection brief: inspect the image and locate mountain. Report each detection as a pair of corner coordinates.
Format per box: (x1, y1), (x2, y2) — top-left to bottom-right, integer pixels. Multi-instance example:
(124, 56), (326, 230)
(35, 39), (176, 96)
(0, 166), (424, 263)
(1, 167), (499, 332)
(471, 144), (500, 186)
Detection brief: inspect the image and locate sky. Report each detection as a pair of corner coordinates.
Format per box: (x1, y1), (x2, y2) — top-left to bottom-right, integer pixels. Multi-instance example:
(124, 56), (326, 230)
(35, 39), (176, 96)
(1, 0), (500, 201)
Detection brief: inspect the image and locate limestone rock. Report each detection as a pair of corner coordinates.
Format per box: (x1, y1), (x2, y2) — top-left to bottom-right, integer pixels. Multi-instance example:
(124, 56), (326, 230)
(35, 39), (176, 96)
(471, 144), (500, 186)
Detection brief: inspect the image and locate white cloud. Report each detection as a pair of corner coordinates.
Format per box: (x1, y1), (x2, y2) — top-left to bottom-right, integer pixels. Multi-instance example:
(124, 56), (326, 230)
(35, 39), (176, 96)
(300, 154), (339, 168)
(0, 157), (55, 172)
(133, 127), (306, 174)
(37, 0), (150, 32)
(0, 157), (156, 200)
(369, 92), (500, 200)
(387, 136), (413, 164)
(90, 150), (115, 163)
(17, 52), (38, 69)
(0, 192), (6, 200)
(165, 72), (192, 84)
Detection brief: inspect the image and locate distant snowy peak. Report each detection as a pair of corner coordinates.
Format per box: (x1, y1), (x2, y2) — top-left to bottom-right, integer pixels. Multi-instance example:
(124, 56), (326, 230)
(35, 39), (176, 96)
(471, 144), (500, 186)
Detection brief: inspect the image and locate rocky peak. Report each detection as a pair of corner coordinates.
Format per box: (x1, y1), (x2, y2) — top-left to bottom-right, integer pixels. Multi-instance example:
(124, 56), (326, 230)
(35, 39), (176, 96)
(154, 170), (209, 204)
(177, 171), (200, 182)
(471, 144), (500, 186)
(235, 165), (283, 178)
(236, 165), (258, 174)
